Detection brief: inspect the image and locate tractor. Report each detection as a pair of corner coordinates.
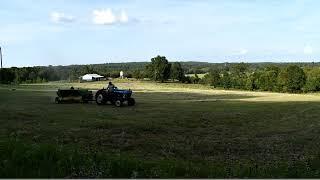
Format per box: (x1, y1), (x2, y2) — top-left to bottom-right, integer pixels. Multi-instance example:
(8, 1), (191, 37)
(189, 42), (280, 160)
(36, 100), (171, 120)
(95, 87), (135, 107)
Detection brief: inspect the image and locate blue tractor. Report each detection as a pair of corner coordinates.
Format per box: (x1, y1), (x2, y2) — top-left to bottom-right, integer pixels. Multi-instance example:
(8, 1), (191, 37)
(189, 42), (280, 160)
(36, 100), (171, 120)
(95, 87), (135, 107)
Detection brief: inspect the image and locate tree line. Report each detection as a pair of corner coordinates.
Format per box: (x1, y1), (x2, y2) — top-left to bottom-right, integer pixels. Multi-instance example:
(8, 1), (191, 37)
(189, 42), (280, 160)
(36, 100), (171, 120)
(200, 63), (311, 93)
(0, 63), (147, 84)
(1, 55), (320, 93)
(142, 56), (320, 93)
(0, 57), (185, 84)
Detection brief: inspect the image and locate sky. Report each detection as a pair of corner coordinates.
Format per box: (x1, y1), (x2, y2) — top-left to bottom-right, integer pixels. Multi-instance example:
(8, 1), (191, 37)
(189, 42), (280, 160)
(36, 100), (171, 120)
(0, 0), (320, 67)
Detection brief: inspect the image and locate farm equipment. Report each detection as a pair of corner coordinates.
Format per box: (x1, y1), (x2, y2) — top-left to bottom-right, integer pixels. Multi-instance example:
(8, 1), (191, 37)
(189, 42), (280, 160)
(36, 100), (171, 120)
(55, 88), (94, 103)
(95, 87), (135, 107)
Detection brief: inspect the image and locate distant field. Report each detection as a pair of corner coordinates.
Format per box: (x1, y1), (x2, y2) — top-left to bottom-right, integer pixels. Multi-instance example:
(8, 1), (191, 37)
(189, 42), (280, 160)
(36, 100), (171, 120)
(1, 80), (320, 178)
(185, 73), (207, 78)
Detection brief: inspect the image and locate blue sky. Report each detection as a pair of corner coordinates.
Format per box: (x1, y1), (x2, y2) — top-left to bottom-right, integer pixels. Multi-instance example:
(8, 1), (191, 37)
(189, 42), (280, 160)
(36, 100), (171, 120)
(0, 0), (319, 67)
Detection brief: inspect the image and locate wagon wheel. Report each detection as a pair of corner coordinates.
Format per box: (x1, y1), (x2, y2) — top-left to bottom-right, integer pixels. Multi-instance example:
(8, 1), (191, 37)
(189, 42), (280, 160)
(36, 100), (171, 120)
(55, 97), (60, 104)
(82, 96), (89, 103)
(128, 98), (135, 106)
(115, 100), (122, 107)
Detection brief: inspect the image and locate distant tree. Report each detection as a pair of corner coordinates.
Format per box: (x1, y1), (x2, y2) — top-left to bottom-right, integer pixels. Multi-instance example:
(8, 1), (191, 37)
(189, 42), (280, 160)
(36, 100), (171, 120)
(82, 65), (98, 75)
(126, 72), (133, 78)
(230, 63), (249, 89)
(146, 55), (171, 82)
(132, 70), (139, 79)
(133, 70), (145, 79)
(188, 69), (205, 74)
(181, 76), (191, 84)
(231, 63), (249, 75)
(0, 68), (15, 84)
(110, 71), (120, 78)
(69, 68), (80, 81)
(28, 71), (37, 82)
(203, 69), (221, 87)
(190, 73), (200, 84)
(257, 65), (280, 91)
(170, 62), (184, 81)
(246, 72), (260, 91)
(46, 67), (59, 81)
(83, 65), (91, 74)
(277, 65), (306, 92)
(36, 76), (42, 83)
(12, 67), (21, 83)
(277, 68), (288, 92)
(220, 71), (232, 89)
(18, 68), (28, 82)
(304, 68), (320, 92)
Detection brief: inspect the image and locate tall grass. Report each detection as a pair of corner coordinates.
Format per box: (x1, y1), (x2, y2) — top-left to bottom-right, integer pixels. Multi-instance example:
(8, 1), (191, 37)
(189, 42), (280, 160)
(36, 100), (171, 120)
(1, 140), (320, 178)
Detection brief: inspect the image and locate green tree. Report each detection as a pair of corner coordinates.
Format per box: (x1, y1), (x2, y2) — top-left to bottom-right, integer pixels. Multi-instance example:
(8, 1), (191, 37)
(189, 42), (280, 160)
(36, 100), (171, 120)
(277, 68), (288, 92)
(190, 73), (200, 84)
(146, 55), (171, 82)
(304, 68), (320, 92)
(246, 72), (260, 91)
(257, 65), (280, 91)
(221, 71), (232, 89)
(69, 68), (80, 81)
(12, 67), (21, 83)
(277, 65), (306, 92)
(230, 63), (249, 89)
(170, 62), (184, 81)
(133, 70), (145, 80)
(0, 68), (15, 84)
(203, 69), (221, 87)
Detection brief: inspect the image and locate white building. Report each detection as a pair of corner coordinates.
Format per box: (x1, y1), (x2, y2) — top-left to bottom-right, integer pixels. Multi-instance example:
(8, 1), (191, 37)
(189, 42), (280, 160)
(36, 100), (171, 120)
(80, 74), (105, 82)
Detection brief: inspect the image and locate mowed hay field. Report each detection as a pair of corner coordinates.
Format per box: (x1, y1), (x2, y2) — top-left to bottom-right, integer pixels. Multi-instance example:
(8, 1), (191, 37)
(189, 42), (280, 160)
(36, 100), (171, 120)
(1, 80), (320, 178)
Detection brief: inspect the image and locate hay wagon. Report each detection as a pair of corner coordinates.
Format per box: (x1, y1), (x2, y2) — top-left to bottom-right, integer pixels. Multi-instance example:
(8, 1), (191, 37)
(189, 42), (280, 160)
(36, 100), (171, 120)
(55, 88), (94, 103)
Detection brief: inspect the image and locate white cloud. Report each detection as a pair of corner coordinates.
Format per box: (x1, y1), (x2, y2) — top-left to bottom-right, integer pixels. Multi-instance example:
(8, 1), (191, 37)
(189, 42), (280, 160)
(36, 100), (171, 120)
(119, 10), (129, 23)
(50, 12), (75, 23)
(92, 9), (130, 25)
(93, 9), (117, 25)
(303, 45), (313, 55)
(234, 49), (248, 55)
(239, 49), (248, 55)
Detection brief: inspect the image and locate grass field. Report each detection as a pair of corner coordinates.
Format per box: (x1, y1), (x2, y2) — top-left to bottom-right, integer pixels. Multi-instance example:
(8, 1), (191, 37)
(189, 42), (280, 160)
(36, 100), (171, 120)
(185, 73), (207, 78)
(1, 80), (320, 178)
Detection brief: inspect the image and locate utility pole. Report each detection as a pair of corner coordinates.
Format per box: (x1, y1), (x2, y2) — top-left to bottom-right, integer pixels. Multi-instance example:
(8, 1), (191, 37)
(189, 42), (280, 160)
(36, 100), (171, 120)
(0, 46), (2, 68)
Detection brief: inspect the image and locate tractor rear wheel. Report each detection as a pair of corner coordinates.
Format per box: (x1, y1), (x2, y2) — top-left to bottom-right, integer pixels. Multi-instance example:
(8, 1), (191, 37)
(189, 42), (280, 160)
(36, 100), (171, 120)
(96, 93), (106, 105)
(128, 98), (135, 106)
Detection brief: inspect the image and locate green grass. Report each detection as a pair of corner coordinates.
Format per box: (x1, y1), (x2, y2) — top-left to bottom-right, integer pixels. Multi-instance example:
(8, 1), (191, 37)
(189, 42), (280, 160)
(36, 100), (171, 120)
(1, 80), (320, 178)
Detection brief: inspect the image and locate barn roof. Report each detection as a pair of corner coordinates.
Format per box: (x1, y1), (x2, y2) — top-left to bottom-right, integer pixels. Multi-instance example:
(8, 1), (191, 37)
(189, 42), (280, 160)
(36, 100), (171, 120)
(81, 74), (104, 78)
